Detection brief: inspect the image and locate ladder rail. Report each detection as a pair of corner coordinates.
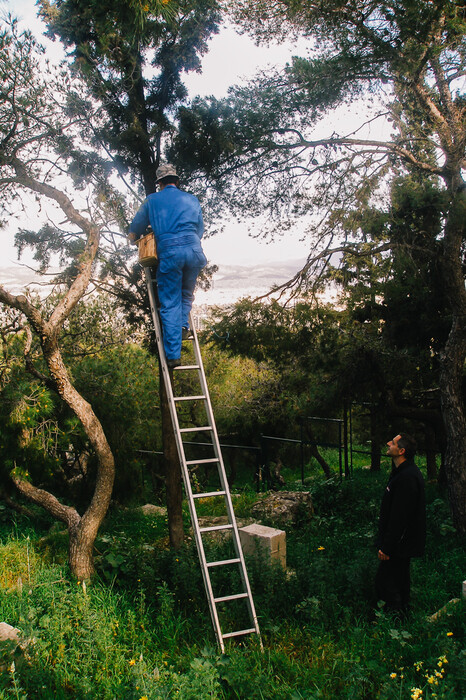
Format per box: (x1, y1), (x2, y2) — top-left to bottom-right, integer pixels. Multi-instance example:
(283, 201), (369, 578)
(190, 318), (262, 641)
(144, 268), (261, 651)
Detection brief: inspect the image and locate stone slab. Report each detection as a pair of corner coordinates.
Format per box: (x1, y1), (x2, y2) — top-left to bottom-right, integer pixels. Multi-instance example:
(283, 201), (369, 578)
(239, 523), (286, 569)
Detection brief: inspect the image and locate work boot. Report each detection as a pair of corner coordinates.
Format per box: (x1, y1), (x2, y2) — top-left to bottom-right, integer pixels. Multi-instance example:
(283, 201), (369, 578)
(167, 358), (181, 369)
(182, 327), (194, 341)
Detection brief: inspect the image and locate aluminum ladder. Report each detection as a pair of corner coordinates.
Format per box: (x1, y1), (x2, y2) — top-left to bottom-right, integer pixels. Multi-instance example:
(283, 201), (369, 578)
(144, 268), (262, 652)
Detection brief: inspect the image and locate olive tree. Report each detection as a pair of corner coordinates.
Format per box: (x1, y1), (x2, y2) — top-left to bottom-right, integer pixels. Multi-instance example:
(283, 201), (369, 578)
(0, 18), (120, 578)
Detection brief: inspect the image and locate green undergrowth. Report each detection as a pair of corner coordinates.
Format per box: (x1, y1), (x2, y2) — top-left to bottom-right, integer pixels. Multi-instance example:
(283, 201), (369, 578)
(0, 468), (464, 699)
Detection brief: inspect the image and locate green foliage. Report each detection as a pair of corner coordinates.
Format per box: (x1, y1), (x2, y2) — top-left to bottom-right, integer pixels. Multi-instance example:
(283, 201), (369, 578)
(0, 297), (161, 505)
(0, 362), (67, 490)
(207, 298), (341, 368)
(206, 299), (347, 428)
(1, 467), (464, 699)
(39, 0), (222, 193)
(203, 341), (285, 440)
(72, 342), (160, 501)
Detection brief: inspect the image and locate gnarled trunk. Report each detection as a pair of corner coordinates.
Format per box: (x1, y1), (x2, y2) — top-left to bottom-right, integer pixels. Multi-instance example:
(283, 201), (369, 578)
(439, 186), (466, 534)
(11, 338), (116, 578)
(69, 522), (97, 581)
(439, 314), (466, 534)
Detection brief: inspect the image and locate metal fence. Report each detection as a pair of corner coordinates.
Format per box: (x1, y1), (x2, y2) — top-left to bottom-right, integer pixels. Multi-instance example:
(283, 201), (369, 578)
(137, 415), (351, 492)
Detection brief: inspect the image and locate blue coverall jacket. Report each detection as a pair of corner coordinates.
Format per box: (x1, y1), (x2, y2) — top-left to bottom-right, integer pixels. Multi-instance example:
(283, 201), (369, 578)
(129, 185), (207, 360)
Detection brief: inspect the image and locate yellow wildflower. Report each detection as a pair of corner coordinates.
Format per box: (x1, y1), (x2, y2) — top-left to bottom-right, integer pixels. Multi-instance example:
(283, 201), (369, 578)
(317, 546), (325, 551)
(129, 659), (136, 666)
(411, 689), (423, 700)
(446, 631), (453, 636)
(390, 672), (397, 679)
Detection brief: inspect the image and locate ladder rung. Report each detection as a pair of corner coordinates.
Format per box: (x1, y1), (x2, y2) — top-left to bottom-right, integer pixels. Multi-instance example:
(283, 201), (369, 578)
(214, 592), (249, 603)
(192, 490), (226, 499)
(186, 458), (219, 466)
(207, 558), (241, 568)
(174, 395), (206, 402)
(222, 628), (257, 640)
(179, 426), (212, 433)
(199, 523), (233, 533)
(173, 364), (200, 371)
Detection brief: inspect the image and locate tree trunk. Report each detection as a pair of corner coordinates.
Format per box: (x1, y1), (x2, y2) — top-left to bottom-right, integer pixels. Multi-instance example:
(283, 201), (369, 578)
(439, 186), (466, 534)
(439, 314), (466, 534)
(306, 424), (332, 478)
(9, 334), (115, 579)
(69, 522), (96, 581)
(160, 366), (184, 549)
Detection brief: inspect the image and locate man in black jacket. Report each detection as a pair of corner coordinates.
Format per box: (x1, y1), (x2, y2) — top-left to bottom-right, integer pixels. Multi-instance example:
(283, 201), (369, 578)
(375, 433), (426, 615)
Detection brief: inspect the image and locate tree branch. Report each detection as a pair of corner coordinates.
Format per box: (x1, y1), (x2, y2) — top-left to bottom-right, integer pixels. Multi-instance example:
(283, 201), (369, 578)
(8, 157), (100, 332)
(270, 130), (444, 175)
(11, 473), (80, 530)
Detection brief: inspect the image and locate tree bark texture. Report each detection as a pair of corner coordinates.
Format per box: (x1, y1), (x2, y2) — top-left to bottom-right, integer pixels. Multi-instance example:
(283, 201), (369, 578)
(439, 315), (466, 534)
(439, 188), (466, 534)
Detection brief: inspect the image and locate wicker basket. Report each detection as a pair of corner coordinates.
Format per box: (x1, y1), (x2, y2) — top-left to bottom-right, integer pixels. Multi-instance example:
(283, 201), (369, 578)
(137, 231), (157, 267)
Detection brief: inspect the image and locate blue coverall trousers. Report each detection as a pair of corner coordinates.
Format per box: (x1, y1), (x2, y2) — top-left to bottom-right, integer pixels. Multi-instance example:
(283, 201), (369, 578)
(156, 244), (207, 360)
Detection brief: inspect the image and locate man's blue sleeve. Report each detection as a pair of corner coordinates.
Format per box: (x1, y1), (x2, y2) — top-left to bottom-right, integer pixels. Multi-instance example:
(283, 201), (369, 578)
(129, 200), (150, 238)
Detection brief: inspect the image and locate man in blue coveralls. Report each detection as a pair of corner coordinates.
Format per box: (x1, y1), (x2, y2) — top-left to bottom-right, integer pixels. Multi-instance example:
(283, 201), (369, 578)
(128, 164), (207, 368)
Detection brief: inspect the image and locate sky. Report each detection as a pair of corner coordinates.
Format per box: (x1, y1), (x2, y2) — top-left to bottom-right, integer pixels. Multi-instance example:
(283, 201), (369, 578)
(1, 0), (314, 299)
(0, 1), (384, 302)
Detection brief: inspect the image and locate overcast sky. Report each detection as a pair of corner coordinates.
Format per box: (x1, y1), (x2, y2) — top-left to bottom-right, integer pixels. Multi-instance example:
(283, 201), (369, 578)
(1, 2), (391, 304)
(1, 0), (313, 278)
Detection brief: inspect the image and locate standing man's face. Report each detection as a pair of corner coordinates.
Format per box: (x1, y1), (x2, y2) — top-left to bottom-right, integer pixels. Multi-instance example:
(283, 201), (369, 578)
(386, 434), (404, 459)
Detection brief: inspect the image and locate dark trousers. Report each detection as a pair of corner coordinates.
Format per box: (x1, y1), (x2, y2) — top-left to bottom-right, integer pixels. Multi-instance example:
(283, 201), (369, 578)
(375, 555), (411, 613)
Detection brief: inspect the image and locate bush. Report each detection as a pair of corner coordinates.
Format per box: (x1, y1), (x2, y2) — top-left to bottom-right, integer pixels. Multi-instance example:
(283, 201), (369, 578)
(0, 467), (464, 699)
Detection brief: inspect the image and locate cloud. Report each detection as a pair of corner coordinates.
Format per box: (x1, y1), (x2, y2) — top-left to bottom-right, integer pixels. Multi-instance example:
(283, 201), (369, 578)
(0, 266), (44, 294)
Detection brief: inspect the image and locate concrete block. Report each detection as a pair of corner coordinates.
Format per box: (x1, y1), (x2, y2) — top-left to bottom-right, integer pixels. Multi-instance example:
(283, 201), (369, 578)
(239, 523), (286, 569)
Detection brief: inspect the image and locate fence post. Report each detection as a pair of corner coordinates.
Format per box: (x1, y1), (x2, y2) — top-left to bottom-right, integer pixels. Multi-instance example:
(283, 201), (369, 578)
(300, 419), (305, 485)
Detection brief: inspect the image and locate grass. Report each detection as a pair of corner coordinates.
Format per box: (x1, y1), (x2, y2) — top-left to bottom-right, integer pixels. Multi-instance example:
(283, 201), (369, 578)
(0, 462), (464, 699)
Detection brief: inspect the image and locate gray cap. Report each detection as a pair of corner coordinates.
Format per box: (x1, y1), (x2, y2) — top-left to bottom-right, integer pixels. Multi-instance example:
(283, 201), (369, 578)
(156, 163), (178, 181)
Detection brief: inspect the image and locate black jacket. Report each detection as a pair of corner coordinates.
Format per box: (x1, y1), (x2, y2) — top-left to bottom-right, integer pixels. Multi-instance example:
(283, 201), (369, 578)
(376, 458), (426, 558)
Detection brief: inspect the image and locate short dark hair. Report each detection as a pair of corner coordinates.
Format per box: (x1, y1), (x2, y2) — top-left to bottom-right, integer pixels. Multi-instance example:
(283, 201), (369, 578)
(397, 433), (417, 459)
(159, 175), (179, 186)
